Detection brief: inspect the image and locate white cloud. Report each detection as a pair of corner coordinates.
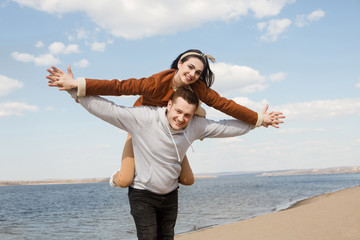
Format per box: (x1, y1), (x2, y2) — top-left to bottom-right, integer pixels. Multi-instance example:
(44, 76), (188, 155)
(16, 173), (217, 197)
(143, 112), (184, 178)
(34, 53), (61, 66)
(354, 138), (360, 146)
(206, 97), (360, 122)
(280, 98), (360, 121)
(0, 75), (23, 96)
(249, 0), (296, 18)
(74, 59), (89, 68)
(35, 41), (44, 48)
(258, 18), (292, 42)
(218, 137), (244, 144)
(68, 28), (90, 41)
(308, 9), (325, 21)
(277, 128), (309, 134)
(11, 41), (79, 66)
(49, 42), (80, 55)
(269, 72), (286, 82)
(258, 9), (324, 42)
(257, 22), (267, 31)
(233, 97), (269, 111)
(212, 63), (268, 94)
(12, 0), (295, 39)
(11, 51), (34, 63)
(295, 9), (325, 27)
(90, 41), (106, 52)
(11, 51), (60, 66)
(211, 63), (284, 95)
(205, 96), (269, 119)
(277, 128), (327, 135)
(0, 102), (39, 117)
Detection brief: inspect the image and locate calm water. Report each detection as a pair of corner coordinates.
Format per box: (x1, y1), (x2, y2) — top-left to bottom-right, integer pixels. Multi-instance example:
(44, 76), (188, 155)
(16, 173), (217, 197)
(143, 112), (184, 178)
(1, 173), (360, 239)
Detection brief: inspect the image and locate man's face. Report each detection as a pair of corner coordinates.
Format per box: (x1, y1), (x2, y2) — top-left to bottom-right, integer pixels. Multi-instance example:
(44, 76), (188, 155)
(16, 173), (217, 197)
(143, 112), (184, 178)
(166, 97), (196, 130)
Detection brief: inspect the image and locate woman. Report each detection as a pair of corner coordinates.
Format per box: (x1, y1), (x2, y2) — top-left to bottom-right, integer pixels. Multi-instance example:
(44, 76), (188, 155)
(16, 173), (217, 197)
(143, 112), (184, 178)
(47, 49), (284, 188)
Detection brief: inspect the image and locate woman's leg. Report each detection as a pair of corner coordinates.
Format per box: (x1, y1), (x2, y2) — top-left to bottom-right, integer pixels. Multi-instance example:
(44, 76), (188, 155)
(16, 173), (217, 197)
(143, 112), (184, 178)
(112, 135), (194, 187)
(112, 134), (135, 188)
(178, 155), (195, 185)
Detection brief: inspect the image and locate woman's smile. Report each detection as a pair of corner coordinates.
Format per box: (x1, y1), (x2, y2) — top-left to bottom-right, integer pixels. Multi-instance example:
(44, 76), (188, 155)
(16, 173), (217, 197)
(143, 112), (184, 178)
(174, 57), (204, 87)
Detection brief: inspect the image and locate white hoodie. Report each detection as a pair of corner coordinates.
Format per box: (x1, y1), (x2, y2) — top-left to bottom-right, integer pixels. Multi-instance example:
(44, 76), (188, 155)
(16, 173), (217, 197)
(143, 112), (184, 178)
(69, 90), (254, 194)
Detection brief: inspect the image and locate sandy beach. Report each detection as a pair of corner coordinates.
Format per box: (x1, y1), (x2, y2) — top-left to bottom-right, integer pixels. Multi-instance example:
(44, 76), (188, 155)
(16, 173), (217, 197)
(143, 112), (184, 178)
(175, 185), (360, 240)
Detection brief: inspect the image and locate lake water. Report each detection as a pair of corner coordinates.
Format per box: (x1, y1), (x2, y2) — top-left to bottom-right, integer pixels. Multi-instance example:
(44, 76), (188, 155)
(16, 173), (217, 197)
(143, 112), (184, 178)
(1, 173), (360, 239)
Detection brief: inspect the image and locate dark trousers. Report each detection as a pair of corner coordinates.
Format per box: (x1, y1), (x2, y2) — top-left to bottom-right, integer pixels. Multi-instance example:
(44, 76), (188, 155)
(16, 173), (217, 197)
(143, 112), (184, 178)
(128, 187), (178, 240)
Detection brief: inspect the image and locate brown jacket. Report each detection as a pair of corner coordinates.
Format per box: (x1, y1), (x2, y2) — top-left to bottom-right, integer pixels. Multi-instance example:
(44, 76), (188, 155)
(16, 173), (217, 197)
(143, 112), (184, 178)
(82, 69), (260, 126)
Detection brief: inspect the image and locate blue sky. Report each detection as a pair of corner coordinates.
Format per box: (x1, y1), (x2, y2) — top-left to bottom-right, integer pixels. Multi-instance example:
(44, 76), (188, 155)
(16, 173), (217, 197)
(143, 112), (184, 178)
(1, 0), (359, 181)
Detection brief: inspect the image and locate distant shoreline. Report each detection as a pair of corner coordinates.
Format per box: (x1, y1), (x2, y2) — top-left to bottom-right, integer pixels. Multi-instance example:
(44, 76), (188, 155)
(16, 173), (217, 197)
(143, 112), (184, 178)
(0, 178), (109, 186)
(259, 166), (360, 176)
(1, 166), (359, 186)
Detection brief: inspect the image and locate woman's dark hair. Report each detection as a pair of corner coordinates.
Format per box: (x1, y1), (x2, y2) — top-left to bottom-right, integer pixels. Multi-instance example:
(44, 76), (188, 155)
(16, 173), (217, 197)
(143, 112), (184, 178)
(170, 49), (215, 88)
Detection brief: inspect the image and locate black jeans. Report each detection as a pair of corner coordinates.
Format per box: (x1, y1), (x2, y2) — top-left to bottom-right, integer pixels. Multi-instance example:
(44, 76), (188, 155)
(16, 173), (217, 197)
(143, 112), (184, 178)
(128, 187), (178, 240)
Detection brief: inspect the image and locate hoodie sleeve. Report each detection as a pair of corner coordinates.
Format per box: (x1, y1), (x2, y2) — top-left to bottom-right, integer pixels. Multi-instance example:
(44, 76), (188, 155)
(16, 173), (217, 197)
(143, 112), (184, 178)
(192, 116), (254, 140)
(67, 89), (141, 133)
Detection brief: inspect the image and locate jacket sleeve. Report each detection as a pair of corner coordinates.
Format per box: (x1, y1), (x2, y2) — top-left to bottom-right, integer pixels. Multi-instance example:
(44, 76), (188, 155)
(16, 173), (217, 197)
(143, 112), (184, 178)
(67, 89), (142, 133)
(78, 75), (158, 97)
(191, 81), (262, 127)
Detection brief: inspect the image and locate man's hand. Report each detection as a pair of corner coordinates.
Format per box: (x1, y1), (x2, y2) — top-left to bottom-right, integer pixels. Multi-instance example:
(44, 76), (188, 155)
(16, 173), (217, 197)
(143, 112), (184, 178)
(261, 104), (285, 128)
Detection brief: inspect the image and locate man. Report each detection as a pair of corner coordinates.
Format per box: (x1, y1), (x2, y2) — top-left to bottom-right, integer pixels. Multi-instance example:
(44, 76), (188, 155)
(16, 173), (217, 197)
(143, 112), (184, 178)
(65, 87), (254, 240)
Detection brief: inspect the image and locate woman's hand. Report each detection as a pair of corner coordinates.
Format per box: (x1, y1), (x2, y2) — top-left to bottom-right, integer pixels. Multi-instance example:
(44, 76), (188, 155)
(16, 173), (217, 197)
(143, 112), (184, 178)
(261, 104), (285, 128)
(46, 65), (78, 90)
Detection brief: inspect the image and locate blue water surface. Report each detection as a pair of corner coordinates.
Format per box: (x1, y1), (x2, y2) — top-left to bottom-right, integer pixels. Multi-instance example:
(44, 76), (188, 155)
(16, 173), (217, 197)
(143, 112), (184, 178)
(1, 173), (359, 239)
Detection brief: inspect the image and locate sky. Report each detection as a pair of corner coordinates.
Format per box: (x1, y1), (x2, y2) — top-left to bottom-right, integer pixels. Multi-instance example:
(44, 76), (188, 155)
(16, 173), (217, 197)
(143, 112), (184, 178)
(1, 0), (360, 181)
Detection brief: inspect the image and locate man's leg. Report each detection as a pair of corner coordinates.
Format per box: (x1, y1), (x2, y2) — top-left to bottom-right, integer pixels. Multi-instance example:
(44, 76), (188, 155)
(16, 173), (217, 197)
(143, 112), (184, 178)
(157, 189), (178, 240)
(128, 187), (159, 240)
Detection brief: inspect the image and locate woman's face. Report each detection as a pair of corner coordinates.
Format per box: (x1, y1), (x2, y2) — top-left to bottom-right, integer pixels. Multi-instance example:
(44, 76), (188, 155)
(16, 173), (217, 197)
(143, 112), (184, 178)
(176, 57), (205, 85)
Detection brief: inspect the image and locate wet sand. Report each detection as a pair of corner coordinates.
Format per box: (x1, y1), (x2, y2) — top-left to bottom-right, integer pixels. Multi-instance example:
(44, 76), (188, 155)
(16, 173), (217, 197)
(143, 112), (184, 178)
(175, 185), (360, 240)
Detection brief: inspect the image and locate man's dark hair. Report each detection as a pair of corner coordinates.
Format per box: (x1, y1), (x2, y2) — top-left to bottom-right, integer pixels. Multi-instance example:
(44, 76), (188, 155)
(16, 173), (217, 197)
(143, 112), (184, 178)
(172, 87), (199, 109)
